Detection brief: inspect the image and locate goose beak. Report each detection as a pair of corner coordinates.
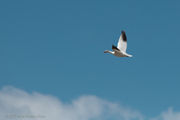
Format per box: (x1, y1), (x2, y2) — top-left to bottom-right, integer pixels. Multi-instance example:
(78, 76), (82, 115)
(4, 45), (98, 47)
(104, 50), (108, 53)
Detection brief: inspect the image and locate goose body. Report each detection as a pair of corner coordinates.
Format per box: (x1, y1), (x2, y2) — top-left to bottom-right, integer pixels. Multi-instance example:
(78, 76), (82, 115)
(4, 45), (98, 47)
(104, 31), (132, 57)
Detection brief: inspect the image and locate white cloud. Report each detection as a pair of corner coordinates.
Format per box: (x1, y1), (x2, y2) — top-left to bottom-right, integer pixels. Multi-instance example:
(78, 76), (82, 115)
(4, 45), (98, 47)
(0, 86), (179, 120)
(150, 108), (180, 120)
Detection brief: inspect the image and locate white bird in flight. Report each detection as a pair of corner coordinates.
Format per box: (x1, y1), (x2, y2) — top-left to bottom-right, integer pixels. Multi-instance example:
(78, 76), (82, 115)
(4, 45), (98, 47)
(104, 30), (132, 57)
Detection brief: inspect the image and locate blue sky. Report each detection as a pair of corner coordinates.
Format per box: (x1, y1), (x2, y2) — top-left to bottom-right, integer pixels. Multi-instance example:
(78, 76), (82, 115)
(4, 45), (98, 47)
(0, 0), (180, 118)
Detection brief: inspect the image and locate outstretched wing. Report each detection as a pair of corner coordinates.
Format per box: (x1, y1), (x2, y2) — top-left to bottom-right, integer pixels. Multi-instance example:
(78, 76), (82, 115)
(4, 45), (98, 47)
(117, 31), (127, 52)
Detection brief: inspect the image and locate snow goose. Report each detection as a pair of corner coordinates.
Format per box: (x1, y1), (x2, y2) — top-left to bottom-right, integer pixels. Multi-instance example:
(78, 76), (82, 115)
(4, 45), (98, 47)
(104, 30), (132, 57)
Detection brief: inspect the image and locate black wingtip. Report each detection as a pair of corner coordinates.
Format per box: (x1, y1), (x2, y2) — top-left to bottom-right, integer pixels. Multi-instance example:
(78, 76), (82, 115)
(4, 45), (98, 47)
(121, 30), (127, 41)
(121, 30), (125, 34)
(112, 45), (119, 51)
